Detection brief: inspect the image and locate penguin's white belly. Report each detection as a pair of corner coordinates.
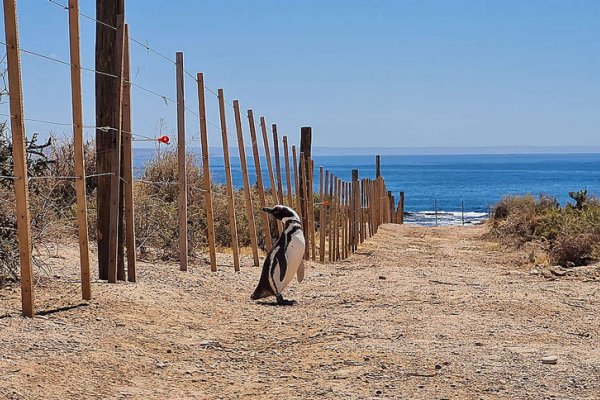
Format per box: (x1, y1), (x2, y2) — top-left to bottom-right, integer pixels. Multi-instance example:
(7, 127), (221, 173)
(272, 231), (305, 293)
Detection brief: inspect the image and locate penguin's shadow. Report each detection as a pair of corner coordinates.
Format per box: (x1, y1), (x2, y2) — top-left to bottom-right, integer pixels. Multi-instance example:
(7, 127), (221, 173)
(255, 301), (297, 307)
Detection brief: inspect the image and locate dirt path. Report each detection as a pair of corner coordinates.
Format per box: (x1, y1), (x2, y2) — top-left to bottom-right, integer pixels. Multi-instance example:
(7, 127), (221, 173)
(1, 225), (599, 399)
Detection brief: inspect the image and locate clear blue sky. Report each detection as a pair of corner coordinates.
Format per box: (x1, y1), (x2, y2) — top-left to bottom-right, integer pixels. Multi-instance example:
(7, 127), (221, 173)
(2, 0), (599, 149)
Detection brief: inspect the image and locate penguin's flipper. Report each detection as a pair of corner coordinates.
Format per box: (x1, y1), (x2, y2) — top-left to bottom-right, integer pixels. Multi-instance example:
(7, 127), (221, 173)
(296, 260), (305, 283)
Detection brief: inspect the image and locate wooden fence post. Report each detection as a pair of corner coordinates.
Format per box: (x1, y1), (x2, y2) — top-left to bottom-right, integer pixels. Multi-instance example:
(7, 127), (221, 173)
(319, 167), (326, 263)
(292, 146), (302, 225)
(3, 0), (34, 317)
(197, 73), (217, 271)
(233, 101), (259, 267)
(308, 159), (316, 260)
(122, 25), (135, 281)
(247, 110), (272, 250)
(351, 170), (358, 252)
(399, 191), (405, 224)
(175, 51), (188, 272)
(67, 0), (92, 297)
(375, 155), (381, 178)
(107, 13), (125, 284)
(335, 178), (341, 260)
(95, 0), (124, 281)
(218, 89), (240, 271)
(260, 117), (281, 235)
(300, 152), (309, 260)
(272, 125), (284, 204)
(328, 173), (334, 262)
(282, 136), (293, 206)
(299, 127), (312, 237)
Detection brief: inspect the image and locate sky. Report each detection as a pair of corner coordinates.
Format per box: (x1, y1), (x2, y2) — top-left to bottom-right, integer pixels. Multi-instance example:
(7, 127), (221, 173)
(1, 0), (599, 150)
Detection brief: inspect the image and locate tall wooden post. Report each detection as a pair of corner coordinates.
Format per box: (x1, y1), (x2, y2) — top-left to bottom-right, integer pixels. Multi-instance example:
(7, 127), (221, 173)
(282, 136), (293, 206)
(67, 0), (91, 298)
(399, 192), (405, 225)
(247, 110), (272, 250)
(351, 169), (358, 252)
(121, 25), (135, 282)
(197, 73), (217, 271)
(95, 0), (125, 281)
(319, 167), (326, 263)
(176, 52), (188, 271)
(233, 101), (259, 266)
(299, 127), (312, 237)
(106, 14), (126, 284)
(328, 173), (334, 262)
(375, 155), (381, 178)
(300, 152), (309, 260)
(292, 146), (302, 224)
(308, 159), (316, 260)
(3, 0), (34, 317)
(272, 125), (284, 204)
(218, 89), (240, 272)
(260, 117), (279, 208)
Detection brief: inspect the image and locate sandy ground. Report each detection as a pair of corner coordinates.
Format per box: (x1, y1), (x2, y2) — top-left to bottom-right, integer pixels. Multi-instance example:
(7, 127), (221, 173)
(1, 224), (599, 400)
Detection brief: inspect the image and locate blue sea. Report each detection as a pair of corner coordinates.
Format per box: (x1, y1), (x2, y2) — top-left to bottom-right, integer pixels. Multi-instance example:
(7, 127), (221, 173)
(133, 149), (600, 226)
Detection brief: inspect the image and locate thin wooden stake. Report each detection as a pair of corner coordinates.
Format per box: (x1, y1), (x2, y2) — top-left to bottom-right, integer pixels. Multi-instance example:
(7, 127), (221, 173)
(260, 117), (281, 234)
(175, 51), (188, 272)
(218, 89), (240, 272)
(328, 173), (334, 262)
(107, 13), (125, 283)
(308, 159), (316, 260)
(292, 146), (302, 223)
(247, 110), (272, 250)
(300, 152), (309, 260)
(197, 73), (217, 271)
(272, 125), (284, 204)
(67, 0), (92, 297)
(122, 25), (135, 281)
(282, 136), (293, 206)
(3, 0), (34, 317)
(318, 166), (325, 263)
(234, 101), (259, 267)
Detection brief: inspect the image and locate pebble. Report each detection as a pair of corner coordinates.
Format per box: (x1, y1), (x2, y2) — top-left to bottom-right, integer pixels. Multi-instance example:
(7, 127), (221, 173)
(156, 361), (166, 368)
(551, 268), (567, 277)
(541, 356), (558, 365)
(378, 276), (386, 280)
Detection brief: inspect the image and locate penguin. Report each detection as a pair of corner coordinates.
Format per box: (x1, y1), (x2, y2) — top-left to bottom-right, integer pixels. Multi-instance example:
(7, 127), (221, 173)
(251, 205), (306, 305)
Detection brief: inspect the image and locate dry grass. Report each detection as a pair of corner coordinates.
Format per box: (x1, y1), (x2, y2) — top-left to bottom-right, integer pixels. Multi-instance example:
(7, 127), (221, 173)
(489, 191), (600, 266)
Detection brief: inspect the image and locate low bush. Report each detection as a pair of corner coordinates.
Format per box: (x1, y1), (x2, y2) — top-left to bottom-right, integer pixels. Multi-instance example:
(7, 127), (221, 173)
(490, 191), (600, 266)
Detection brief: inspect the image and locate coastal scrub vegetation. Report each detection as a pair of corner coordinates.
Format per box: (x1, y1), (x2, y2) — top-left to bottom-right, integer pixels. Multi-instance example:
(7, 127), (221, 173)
(489, 191), (600, 266)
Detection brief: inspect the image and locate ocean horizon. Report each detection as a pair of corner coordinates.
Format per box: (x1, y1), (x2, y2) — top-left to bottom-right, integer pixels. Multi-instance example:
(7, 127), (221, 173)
(132, 148), (600, 226)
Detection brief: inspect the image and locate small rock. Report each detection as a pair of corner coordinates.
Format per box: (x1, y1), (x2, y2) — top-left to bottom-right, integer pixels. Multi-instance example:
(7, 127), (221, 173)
(475, 342), (483, 346)
(551, 268), (567, 277)
(167, 349), (172, 354)
(95, 317), (103, 321)
(375, 390), (382, 396)
(529, 269), (540, 275)
(156, 361), (166, 368)
(435, 364), (442, 370)
(378, 276), (386, 280)
(541, 356), (558, 365)
(116, 322), (126, 327)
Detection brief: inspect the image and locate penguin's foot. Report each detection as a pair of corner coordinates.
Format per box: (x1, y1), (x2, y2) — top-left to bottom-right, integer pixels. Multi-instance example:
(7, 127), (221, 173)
(276, 294), (296, 306)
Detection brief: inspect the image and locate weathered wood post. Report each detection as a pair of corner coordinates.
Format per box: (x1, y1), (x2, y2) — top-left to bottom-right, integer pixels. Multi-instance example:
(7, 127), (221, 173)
(319, 167), (326, 263)
(3, 0), (34, 316)
(233, 101), (260, 267)
(217, 89), (240, 272)
(247, 110), (272, 250)
(272, 125), (284, 204)
(328, 173), (334, 262)
(292, 145), (303, 225)
(298, 127), (312, 236)
(299, 152), (309, 260)
(106, 14), (125, 284)
(400, 191), (405, 224)
(175, 51), (188, 272)
(375, 155), (381, 178)
(197, 73), (217, 271)
(95, 0), (125, 281)
(67, 0), (92, 297)
(122, 26), (135, 282)
(282, 136), (293, 206)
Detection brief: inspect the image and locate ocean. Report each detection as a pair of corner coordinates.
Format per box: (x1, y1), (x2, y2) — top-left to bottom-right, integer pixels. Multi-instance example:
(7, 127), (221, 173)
(133, 149), (600, 226)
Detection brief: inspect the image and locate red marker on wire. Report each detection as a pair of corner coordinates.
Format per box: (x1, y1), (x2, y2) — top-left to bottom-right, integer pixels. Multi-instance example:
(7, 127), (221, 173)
(158, 135), (170, 144)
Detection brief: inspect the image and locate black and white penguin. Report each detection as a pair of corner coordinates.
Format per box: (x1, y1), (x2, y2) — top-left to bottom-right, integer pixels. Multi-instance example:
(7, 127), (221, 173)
(251, 205), (306, 305)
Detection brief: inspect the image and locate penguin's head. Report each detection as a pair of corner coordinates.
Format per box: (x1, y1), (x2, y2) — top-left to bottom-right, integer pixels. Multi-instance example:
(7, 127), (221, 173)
(262, 205), (300, 224)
